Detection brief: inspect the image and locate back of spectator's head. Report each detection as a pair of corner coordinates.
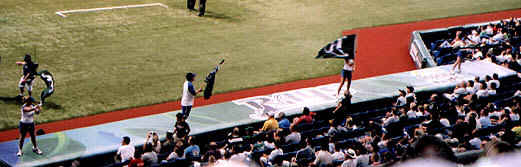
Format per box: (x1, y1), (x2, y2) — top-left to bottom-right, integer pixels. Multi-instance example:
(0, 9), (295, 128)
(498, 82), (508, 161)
(188, 136), (196, 145)
(232, 127), (239, 135)
(481, 110), (489, 116)
(209, 142), (217, 150)
(482, 140), (514, 157)
(176, 112), (184, 120)
(468, 80), (474, 87)
(491, 82), (497, 90)
(475, 76), (480, 82)
(409, 135), (457, 162)
(303, 107), (310, 115)
(480, 82), (487, 90)
(493, 73), (499, 80)
(398, 89), (406, 96)
(406, 86), (414, 93)
(122, 136), (130, 145)
(134, 148), (142, 159)
(267, 111), (275, 118)
(144, 142), (153, 152)
(485, 75), (491, 81)
(278, 112), (286, 119)
(166, 131), (174, 140)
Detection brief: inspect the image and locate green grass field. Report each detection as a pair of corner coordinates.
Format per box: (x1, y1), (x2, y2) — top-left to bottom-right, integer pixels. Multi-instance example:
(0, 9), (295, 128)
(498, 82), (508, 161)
(1, 0), (520, 130)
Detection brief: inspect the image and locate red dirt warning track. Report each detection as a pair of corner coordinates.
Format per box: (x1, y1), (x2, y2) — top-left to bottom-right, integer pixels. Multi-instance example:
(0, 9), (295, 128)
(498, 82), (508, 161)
(1, 9), (521, 142)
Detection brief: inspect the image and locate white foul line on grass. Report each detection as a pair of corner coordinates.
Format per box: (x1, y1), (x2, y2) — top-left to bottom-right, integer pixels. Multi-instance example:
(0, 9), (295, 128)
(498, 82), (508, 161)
(55, 3), (168, 17)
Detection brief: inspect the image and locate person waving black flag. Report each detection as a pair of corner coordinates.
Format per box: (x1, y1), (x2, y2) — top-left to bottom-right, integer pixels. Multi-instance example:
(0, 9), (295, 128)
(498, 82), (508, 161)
(203, 55), (228, 99)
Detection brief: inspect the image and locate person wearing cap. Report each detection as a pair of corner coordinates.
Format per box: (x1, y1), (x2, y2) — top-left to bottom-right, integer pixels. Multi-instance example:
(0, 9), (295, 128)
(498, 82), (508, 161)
(15, 54), (39, 97)
(395, 89), (406, 107)
(17, 96), (42, 156)
(37, 70), (54, 106)
(181, 72), (203, 118)
(260, 111), (278, 132)
(115, 136), (135, 162)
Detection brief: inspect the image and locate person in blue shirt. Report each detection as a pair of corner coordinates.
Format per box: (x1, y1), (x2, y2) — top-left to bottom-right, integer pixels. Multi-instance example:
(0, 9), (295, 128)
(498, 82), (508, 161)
(278, 112), (290, 129)
(184, 136), (200, 159)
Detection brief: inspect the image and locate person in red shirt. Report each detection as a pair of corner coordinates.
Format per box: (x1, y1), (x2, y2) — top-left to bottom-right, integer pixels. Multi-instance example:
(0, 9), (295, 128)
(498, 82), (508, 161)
(293, 107), (315, 125)
(128, 149), (144, 167)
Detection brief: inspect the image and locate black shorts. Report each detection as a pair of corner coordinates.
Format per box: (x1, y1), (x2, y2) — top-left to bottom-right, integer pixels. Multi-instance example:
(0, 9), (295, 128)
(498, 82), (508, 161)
(19, 121), (35, 136)
(341, 70), (352, 81)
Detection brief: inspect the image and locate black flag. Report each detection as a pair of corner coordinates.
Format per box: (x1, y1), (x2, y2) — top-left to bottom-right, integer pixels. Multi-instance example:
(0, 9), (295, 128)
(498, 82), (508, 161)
(316, 34), (357, 59)
(203, 59), (225, 99)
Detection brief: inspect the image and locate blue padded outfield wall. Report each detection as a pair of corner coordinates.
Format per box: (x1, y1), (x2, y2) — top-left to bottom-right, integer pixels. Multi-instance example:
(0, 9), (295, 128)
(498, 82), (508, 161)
(0, 61), (516, 166)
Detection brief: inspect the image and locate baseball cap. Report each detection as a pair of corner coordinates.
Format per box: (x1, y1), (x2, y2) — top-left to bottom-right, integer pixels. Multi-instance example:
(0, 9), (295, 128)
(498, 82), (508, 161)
(398, 89), (406, 95)
(406, 86), (414, 92)
(186, 72), (197, 80)
(24, 54), (31, 61)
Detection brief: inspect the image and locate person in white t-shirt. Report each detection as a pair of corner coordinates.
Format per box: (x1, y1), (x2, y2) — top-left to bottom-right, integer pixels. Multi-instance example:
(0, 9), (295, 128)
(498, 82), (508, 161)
(116, 136), (135, 162)
(466, 80), (476, 95)
(492, 73), (500, 89)
(476, 82), (489, 99)
(444, 81), (468, 101)
(473, 76), (482, 92)
(337, 58), (355, 95)
(181, 72), (203, 118)
(17, 96), (42, 156)
(471, 48), (483, 60)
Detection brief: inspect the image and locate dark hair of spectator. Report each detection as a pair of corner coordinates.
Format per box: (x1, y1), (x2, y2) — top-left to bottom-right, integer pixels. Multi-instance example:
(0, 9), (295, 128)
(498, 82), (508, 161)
(123, 136), (130, 145)
(409, 135), (457, 162)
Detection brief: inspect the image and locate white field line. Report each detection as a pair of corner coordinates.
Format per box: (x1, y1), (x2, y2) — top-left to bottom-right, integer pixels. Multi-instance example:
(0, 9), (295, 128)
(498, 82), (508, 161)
(55, 3), (168, 17)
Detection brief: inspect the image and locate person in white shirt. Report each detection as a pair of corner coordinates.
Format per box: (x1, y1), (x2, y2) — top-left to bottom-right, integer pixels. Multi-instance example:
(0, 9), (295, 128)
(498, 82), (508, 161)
(444, 81), (468, 101)
(492, 73), (500, 89)
(439, 115), (450, 127)
(337, 58), (355, 95)
(509, 108), (520, 121)
(473, 76), (482, 92)
(488, 82), (497, 96)
(476, 83), (489, 99)
(407, 103), (418, 118)
(395, 89), (407, 106)
(485, 25), (494, 35)
(472, 48), (483, 60)
(484, 75), (493, 90)
(331, 145), (345, 161)
(116, 136), (135, 162)
(466, 80), (476, 95)
(314, 145), (333, 166)
(405, 86), (417, 104)
(181, 72), (203, 118)
(469, 30), (481, 44)
(17, 96), (42, 156)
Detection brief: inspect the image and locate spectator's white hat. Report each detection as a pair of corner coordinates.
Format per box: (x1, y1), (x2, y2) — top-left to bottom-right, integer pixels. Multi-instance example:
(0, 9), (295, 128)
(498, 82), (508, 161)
(345, 148), (356, 158)
(267, 111), (275, 117)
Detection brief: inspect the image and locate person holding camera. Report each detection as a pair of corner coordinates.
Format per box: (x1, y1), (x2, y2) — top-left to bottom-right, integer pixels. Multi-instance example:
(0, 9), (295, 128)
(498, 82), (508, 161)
(145, 131), (161, 153)
(17, 96), (42, 156)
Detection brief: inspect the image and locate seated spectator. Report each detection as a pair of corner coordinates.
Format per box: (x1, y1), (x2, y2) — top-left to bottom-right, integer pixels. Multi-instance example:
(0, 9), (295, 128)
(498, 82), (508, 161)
(174, 112), (190, 142)
(277, 112), (291, 129)
(260, 111), (278, 132)
(166, 141), (184, 161)
(383, 109), (399, 126)
(341, 149), (356, 167)
(510, 108), (520, 121)
(490, 73), (501, 89)
(160, 131), (175, 154)
(295, 138), (315, 166)
(331, 144), (345, 161)
(407, 103), (417, 118)
(328, 121), (347, 140)
(474, 76), (482, 92)
(142, 142), (158, 166)
(480, 110), (492, 128)
(285, 124), (301, 144)
(293, 107), (315, 126)
(146, 132), (161, 153)
(472, 48), (483, 60)
(354, 147), (370, 167)
(406, 86), (417, 104)
(253, 139), (266, 152)
(202, 142), (222, 162)
(485, 75), (493, 89)
(314, 144), (333, 166)
(469, 132), (482, 150)
(128, 149), (144, 167)
(395, 89), (407, 107)
(443, 81), (468, 101)
(466, 80), (476, 95)
(489, 83), (497, 96)
(476, 82), (489, 99)
(115, 136), (135, 162)
(264, 133), (276, 150)
(184, 136), (200, 159)
(439, 114), (450, 127)
(268, 141), (284, 162)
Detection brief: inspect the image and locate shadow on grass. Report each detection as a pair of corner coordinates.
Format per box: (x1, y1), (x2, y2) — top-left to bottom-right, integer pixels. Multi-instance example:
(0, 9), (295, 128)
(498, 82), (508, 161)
(44, 101), (64, 110)
(0, 95), (22, 105)
(203, 11), (238, 21)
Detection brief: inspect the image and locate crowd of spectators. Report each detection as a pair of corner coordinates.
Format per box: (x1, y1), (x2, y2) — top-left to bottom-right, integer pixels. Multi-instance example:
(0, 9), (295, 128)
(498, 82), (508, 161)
(105, 74), (521, 167)
(428, 17), (521, 74)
